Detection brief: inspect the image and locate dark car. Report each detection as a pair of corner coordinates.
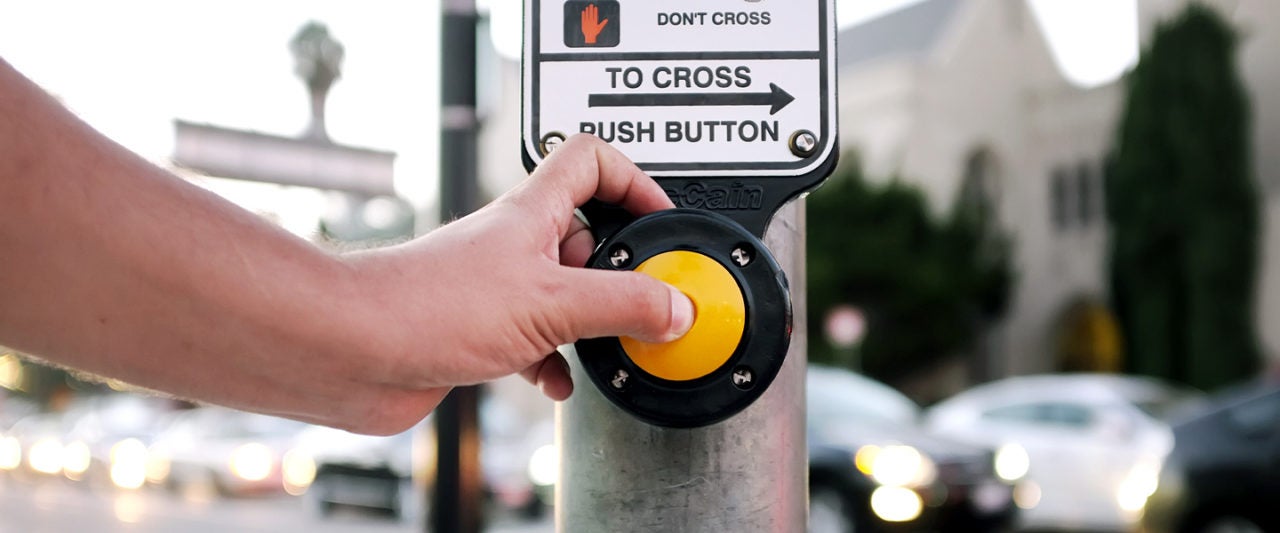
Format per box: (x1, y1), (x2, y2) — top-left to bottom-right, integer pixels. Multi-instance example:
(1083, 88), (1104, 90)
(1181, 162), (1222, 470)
(299, 396), (554, 523)
(808, 366), (1020, 533)
(298, 424), (421, 521)
(1142, 381), (1280, 533)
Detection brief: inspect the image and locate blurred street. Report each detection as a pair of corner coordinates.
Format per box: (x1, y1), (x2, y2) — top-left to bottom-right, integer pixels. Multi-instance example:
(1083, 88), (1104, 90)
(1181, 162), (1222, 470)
(0, 476), (552, 533)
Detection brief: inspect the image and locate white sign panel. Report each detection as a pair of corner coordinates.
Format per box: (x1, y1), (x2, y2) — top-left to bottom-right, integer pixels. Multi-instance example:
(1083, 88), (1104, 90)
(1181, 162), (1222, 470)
(523, 0), (837, 178)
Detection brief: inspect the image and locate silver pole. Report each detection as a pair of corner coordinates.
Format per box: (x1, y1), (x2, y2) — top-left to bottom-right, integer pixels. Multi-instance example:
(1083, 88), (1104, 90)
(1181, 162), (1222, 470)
(558, 199), (807, 532)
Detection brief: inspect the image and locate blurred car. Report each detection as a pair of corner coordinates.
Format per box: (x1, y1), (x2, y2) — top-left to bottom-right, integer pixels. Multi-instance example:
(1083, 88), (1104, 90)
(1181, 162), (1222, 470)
(146, 406), (308, 496)
(1143, 381), (1280, 533)
(481, 399), (555, 519)
(1, 412), (74, 478)
(292, 424), (422, 521)
(924, 374), (1198, 531)
(59, 393), (172, 488)
(807, 365), (1019, 533)
(0, 396), (38, 473)
(294, 396), (555, 523)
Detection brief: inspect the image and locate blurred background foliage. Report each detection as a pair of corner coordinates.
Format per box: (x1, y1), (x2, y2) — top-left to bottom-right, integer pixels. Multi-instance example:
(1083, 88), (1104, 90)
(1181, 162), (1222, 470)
(810, 3), (1266, 395)
(806, 157), (1012, 385)
(1107, 4), (1261, 391)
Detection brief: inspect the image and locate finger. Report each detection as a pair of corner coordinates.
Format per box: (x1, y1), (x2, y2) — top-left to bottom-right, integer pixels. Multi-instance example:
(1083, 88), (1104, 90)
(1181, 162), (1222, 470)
(554, 267), (694, 343)
(520, 352), (573, 401)
(559, 215), (596, 267)
(509, 134), (674, 223)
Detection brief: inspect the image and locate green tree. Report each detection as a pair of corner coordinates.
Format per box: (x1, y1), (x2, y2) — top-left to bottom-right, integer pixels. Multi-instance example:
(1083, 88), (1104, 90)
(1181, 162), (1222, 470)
(1107, 4), (1260, 390)
(807, 157), (1011, 385)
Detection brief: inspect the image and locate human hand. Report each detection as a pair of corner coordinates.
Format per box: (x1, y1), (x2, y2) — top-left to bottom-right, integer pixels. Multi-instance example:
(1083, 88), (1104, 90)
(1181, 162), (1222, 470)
(341, 134), (693, 433)
(0, 60), (682, 437)
(580, 3), (609, 45)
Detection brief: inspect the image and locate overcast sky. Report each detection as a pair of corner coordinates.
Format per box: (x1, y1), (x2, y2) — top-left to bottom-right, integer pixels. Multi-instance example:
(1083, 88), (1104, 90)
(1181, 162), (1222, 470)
(0, 0), (1137, 211)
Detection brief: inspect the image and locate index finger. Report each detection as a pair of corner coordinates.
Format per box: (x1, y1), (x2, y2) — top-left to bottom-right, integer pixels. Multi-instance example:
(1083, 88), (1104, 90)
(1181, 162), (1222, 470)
(508, 134), (674, 219)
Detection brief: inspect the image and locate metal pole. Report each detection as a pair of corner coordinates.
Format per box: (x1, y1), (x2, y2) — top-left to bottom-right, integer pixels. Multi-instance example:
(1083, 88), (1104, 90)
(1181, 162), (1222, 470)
(559, 200), (808, 532)
(431, 1), (483, 532)
(439, 0), (480, 221)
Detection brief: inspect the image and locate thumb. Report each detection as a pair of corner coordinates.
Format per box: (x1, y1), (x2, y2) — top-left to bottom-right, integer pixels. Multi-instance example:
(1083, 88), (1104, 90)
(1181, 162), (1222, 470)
(556, 268), (694, 344)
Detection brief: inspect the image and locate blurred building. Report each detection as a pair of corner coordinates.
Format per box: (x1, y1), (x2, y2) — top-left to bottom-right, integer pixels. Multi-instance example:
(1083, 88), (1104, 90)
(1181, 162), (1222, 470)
(477, 0), (1280, 381)
(172, 22), (413, 248)
(836, 0), (1280, 377)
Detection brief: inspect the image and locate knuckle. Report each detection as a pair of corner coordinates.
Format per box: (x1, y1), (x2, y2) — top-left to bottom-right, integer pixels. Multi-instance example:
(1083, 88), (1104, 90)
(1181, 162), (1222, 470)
(564, 132), (602, 148)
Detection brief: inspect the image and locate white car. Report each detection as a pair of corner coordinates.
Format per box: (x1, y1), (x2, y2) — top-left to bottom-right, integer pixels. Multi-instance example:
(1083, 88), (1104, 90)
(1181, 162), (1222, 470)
(923, 374), (1197, 531)
(2, 413), (73, 478)
(146, 407), (309, 497)
(60, 394), (174, 488)
(807, 366), (1020, 533)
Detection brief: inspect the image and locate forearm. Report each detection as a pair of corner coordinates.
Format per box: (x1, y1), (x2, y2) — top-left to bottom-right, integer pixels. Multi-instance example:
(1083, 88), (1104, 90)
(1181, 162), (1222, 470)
(0, 57), (690, 434)
(0, 59), (374, 422)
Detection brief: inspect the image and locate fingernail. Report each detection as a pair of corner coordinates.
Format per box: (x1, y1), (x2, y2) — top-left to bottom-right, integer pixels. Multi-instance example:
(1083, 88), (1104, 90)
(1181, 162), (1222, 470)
(665, 286), (695, 342)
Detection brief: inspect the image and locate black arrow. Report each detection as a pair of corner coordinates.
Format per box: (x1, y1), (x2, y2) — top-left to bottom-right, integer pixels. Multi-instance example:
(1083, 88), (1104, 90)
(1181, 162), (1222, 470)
(588, 83), (795, 115)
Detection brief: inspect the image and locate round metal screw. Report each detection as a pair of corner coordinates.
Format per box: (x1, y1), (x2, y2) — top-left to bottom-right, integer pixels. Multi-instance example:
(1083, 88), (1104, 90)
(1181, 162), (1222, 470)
(540, 132), (566, 157)
(789, 130), (818, 158)
(730, 246), (753, 267)
(611, 369), (630, 390)
(732, 367), (755, 390)
(609, 246), (632, 268)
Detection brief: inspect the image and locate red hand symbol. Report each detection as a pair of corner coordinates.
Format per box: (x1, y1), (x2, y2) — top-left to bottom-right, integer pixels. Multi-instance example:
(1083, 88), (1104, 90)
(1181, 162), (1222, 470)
(580, 4), (609, 44)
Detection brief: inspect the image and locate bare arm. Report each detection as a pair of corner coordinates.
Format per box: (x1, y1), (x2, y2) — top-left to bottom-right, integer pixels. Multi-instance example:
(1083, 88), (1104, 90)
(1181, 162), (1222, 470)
(0, 59), (691, 434)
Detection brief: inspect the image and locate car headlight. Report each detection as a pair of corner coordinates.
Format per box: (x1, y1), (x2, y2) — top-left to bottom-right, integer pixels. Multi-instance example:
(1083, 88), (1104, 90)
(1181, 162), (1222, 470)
(1116, 459), (1161, 516)
(870, 486), (925, 522)
(230, 443), (274, 482)
(145, 451), (171, 485)
(527, 444), (558, 487)
(28, 437), (63, 475)
(281, 449), (316, 495)
(0, 435), (24, 471)
(994, 443), (1030, 482)
(110, 438), (148, 490)
(62, 440), (92, 479)
(1014, 481), (1042, 510)
(856, 444), (936, 488)
(0, 353), (23, 390)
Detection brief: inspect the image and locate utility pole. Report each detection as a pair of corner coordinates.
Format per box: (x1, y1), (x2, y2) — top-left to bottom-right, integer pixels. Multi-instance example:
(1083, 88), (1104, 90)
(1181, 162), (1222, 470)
(430, 1), (483, 532)
(558, 201), (808, 532)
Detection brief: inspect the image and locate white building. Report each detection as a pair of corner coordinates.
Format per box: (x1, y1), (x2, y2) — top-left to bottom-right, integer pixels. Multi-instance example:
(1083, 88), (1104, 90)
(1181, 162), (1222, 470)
(836, 0), (1280, 380)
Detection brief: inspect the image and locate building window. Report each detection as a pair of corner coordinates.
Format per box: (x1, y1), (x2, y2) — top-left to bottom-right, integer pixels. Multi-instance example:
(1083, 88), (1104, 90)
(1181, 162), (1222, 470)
(1076, 161), (1095, 226)
(959, 148), (1000, 226)
(1050, 159), (1106, 232)
(1051, 166), (1072, 231)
